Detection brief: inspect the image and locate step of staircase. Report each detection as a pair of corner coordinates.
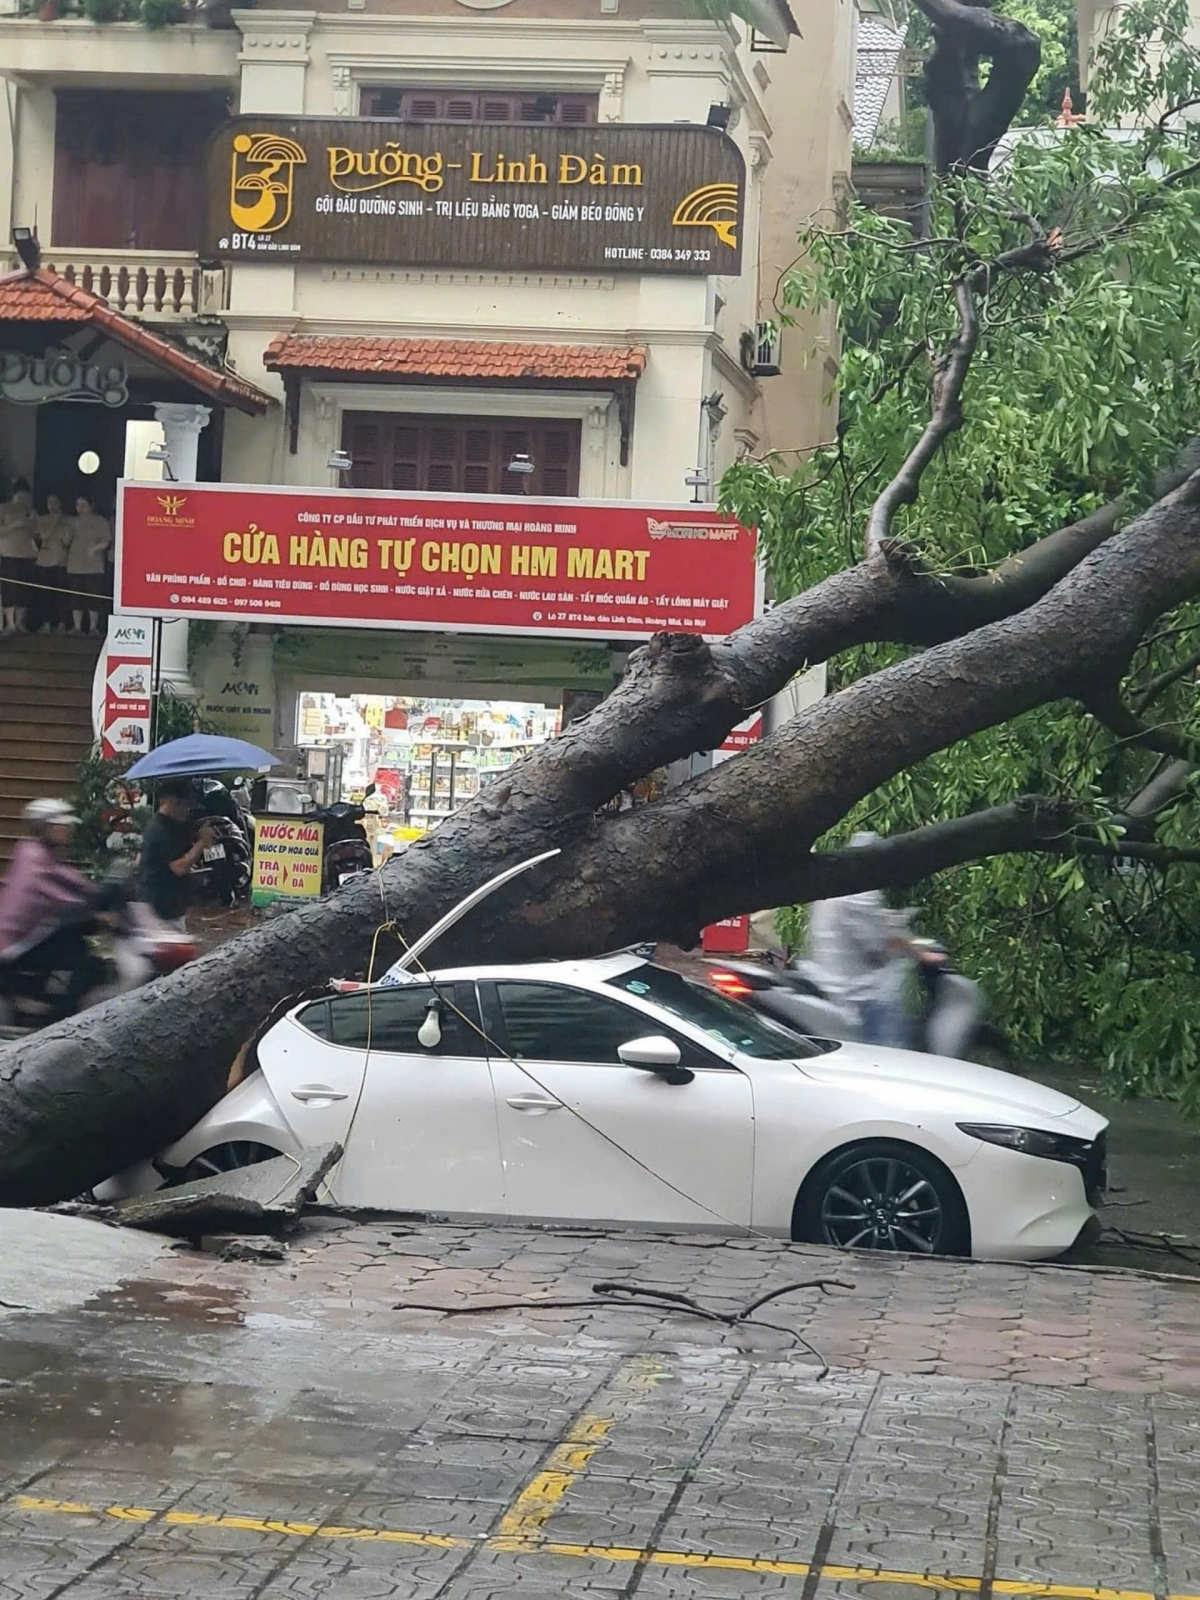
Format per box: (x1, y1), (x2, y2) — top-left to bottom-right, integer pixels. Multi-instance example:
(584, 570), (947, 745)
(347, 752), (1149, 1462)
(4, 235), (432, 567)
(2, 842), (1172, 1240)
(0, 632), (102, 868)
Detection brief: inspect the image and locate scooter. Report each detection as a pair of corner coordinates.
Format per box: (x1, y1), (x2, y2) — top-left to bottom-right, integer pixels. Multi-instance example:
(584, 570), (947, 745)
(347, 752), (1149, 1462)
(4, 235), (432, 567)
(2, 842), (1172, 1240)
(0, 888), (199, 1037)
(314, 800), (373, 892)
(706, 943), (1012, 1067)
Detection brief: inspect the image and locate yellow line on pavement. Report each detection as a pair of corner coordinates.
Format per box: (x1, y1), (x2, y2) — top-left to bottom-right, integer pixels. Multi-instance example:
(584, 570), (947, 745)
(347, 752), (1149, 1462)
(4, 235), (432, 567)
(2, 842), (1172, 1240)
(10, 1493), (1200, 1600)
(491, 1352), (665, 1547)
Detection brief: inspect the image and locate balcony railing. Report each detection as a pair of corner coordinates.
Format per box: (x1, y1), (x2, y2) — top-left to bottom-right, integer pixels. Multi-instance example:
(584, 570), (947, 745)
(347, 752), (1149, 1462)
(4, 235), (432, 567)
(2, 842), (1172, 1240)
(0, 249), (227, 319)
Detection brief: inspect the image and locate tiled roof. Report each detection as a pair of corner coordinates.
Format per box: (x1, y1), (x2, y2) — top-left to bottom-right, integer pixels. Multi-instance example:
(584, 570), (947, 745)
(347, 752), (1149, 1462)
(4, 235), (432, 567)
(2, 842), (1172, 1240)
(0, 267), (273, 414)
(0, 272), (92, 322)
(854, 14), (907, 149)
(264, 335), (648, 384)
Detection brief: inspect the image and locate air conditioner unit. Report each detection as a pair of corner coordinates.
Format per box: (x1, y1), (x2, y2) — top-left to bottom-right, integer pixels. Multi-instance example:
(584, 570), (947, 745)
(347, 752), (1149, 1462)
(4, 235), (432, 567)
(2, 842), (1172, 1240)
(751, 320), (781, 377)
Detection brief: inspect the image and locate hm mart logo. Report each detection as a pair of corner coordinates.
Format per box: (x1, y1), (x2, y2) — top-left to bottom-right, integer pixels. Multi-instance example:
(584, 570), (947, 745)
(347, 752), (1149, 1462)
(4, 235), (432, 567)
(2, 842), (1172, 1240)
(146, 493), (195, 529)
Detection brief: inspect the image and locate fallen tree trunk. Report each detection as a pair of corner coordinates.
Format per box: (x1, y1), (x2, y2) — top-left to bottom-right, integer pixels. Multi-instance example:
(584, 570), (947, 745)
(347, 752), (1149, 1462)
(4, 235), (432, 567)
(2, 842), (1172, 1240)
(1, 476), (1197, 1205)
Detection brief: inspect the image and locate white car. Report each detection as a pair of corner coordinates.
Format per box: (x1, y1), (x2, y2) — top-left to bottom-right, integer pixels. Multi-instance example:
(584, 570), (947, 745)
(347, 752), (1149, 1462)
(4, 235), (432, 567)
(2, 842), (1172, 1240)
(100, 955), (1107, 1259)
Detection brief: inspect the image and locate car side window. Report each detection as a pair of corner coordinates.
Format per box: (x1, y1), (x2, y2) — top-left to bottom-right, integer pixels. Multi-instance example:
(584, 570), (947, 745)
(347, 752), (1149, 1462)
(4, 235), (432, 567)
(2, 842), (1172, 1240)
(326, 983), (487, 1057)
(493, 982), (725, 1069)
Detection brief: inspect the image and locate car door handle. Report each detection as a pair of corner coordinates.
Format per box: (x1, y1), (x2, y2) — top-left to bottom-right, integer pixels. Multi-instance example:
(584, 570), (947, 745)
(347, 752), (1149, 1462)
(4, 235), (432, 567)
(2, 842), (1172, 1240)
(292, 1086), (349, 1103)
(506, 1094), (564, 1112)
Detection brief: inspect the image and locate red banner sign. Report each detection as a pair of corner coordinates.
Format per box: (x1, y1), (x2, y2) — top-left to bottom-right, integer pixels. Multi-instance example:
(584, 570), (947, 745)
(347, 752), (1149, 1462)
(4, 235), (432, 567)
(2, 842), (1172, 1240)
(115, 483), (759, 643)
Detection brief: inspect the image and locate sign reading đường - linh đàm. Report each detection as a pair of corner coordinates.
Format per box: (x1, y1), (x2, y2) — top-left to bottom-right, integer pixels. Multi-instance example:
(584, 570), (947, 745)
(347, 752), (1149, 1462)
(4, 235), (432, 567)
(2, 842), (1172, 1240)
(204, 119), (745, 276)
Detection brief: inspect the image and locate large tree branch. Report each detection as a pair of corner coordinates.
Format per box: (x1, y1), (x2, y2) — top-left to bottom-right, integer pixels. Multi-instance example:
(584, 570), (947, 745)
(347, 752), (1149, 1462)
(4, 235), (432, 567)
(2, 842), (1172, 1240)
(912, 0), (1042, 174)
(0, 476), (1188, 1204)
(444, 471), (1200, 956)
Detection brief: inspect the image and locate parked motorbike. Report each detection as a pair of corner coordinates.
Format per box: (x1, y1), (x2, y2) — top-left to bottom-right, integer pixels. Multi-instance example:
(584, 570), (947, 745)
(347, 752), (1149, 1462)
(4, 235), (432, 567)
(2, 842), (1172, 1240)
(706, 943), (1012, 1067)
(192, 778), (253, 907)
(314, 800), (373, 892)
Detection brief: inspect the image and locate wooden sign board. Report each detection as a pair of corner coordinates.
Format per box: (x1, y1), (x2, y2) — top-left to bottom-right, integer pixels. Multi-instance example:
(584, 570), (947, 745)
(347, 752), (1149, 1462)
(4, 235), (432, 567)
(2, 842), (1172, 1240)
(205, 119), (744, 276)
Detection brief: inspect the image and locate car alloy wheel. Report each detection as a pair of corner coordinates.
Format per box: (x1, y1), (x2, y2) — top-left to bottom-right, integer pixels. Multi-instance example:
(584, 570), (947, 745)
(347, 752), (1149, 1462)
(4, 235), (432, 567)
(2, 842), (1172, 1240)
(801, 1140), (970, 1256)
(179, 1140), (282, 1184)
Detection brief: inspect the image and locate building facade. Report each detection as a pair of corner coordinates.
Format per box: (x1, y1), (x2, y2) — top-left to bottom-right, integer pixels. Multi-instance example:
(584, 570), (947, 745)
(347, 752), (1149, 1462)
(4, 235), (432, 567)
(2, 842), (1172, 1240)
(0, 0), (849, 820)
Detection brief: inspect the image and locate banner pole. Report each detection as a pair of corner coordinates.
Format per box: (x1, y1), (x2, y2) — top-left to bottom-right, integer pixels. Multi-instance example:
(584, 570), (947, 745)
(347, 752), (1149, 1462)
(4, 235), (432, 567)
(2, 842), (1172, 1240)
(150, 617), (163, 749)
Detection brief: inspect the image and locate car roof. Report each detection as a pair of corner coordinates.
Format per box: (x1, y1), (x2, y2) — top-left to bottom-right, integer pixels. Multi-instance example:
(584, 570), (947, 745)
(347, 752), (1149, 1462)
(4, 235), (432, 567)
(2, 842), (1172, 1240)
(374, 952), (649, 988)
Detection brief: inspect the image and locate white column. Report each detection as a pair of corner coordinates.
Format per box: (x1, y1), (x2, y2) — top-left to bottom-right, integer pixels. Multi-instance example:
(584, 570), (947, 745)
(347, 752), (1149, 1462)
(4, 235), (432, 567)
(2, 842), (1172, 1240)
(150, 404), (212, 697)
(152, 402), (211, 485)
(156, 618), (193, 700)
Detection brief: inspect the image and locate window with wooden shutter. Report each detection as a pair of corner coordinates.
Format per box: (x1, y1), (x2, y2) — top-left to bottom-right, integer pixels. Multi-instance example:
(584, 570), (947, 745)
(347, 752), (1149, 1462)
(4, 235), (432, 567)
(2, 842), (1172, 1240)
(52, 89), (228, 250)
(342, 414), (581, 498)
(358, 87), (597, 123)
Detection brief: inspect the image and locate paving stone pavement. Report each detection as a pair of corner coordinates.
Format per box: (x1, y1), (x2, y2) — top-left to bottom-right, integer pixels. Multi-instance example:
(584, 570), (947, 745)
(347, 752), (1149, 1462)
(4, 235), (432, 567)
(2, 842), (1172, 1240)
(1, 1218), (1200, 1600)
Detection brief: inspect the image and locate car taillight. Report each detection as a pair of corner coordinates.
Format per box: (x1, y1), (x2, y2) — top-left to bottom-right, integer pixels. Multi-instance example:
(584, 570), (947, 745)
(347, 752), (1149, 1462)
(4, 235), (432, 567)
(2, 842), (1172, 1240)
(709, 970), (753, 1000)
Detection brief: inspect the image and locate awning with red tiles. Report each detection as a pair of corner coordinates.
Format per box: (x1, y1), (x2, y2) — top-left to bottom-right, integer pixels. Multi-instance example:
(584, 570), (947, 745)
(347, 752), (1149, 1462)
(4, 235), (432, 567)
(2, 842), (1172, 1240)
(0, 266), (273, 415)
(263, 334), (647, 462)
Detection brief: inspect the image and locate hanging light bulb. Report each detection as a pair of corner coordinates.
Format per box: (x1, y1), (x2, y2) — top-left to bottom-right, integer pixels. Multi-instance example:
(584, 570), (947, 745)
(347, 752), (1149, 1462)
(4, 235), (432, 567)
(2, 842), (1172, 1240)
(417, 998), (442, 1049)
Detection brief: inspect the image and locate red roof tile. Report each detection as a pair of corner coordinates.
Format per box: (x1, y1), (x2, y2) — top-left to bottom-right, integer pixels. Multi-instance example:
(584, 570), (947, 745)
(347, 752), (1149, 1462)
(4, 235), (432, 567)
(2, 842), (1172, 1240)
(264, 335), (647, 384)
(0, 267), (273, 415)
(0, 272), (91, 322)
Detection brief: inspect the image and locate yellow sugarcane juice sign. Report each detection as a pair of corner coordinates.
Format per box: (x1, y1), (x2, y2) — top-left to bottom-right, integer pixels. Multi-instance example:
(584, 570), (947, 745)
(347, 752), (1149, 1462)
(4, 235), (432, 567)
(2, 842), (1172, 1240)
(252, 818), (324, 905)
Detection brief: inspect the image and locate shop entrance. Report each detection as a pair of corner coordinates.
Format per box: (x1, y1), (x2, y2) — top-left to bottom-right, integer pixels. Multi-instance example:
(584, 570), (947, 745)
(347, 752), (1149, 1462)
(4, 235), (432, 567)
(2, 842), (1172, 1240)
(293, 689), (562, 858)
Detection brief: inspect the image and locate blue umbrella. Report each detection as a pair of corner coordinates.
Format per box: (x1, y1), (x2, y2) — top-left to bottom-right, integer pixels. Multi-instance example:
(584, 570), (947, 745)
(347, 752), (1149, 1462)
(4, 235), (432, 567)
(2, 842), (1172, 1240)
(126, 735), (279, 780)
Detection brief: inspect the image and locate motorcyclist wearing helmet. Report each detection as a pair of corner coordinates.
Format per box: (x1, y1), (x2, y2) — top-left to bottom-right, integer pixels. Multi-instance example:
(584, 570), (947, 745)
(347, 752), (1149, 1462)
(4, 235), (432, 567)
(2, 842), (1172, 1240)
(0, 798), (101, 1019)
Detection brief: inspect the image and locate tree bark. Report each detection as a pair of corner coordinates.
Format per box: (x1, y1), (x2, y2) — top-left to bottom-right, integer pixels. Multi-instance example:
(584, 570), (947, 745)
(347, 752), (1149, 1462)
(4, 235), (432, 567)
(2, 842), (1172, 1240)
(912, 0), (1041, 173)
(1, 476), (1197, 1205)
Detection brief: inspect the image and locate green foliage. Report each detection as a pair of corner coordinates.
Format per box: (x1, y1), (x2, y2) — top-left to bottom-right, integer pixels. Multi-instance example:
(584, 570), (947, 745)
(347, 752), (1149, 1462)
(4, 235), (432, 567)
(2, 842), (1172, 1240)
(138, 0), (184, 27)
(722, 0), (1200, 1104)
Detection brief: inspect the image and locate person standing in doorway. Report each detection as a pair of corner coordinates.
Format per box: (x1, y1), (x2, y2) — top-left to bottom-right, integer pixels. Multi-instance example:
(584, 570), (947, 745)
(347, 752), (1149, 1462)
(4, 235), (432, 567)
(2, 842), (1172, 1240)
(65, 494), (113, 636)
(0, 480), (37, 633)
(135, 779), (216, 930)
(33, 493), (71, 633)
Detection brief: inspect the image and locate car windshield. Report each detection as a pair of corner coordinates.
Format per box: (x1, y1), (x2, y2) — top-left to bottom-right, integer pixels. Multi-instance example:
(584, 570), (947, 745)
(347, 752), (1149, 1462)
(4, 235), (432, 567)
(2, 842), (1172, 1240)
(605, 964), (838, 1060)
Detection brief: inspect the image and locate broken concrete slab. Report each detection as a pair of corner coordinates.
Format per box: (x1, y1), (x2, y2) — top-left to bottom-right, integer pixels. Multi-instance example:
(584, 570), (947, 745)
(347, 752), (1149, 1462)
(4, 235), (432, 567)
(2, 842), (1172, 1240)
(201, 1234), (289, 1263)
(113, 1144), (342, 1238)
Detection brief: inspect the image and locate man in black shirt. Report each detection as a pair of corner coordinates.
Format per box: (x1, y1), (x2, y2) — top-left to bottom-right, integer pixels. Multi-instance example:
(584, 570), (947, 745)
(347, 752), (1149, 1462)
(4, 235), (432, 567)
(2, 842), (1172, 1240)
(136, 779), (215, 927)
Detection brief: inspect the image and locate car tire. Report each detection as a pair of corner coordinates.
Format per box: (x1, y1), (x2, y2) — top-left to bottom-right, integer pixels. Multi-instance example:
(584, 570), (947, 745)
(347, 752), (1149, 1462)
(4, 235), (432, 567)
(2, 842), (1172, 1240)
(178, 1140), (283, 1185)
(793, 1140), (971, 1257)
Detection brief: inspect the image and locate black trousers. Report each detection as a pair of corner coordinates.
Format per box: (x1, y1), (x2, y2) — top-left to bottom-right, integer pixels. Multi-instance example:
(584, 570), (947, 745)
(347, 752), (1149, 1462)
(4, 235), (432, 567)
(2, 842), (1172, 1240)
(15, 925), (103, 1018)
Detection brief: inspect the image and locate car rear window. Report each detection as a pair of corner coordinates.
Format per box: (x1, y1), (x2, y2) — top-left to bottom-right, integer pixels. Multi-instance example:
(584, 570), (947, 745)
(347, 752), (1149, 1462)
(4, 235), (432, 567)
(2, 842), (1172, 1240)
(605, 965), (838, 1060)
(298, 983), (486, 1056)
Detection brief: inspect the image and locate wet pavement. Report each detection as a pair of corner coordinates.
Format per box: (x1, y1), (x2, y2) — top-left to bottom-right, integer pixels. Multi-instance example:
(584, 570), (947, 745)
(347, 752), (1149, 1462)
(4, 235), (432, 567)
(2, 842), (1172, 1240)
(3, 1216), (1200, 1599)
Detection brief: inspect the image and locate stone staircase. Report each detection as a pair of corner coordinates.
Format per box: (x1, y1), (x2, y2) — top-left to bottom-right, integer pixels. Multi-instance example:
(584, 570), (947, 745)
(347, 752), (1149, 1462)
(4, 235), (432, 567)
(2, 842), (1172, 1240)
(0, 633), (101, 869)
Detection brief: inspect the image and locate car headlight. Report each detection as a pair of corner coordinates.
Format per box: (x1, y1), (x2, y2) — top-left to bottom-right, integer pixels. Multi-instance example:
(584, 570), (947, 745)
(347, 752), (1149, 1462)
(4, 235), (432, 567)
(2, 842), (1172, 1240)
(956, 1123), (1094, 1163)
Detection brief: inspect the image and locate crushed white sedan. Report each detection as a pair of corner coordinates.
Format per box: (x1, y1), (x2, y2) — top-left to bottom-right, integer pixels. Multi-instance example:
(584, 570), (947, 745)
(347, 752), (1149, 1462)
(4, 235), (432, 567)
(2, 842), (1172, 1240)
(98, 953), (1107, 1260)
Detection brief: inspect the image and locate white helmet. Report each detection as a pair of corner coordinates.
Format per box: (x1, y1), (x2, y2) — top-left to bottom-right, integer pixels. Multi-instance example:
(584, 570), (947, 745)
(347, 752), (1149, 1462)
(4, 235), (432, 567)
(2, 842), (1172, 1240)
(23, 797), (79, 827)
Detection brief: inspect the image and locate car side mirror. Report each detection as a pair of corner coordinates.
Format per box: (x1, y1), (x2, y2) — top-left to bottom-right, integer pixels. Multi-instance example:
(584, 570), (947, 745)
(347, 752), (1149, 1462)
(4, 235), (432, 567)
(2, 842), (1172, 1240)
(618, 1036), (693, 1084)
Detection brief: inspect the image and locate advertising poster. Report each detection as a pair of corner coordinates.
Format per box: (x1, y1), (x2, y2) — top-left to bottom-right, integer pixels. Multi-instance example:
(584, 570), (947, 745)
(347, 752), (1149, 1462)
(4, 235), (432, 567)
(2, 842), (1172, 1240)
(251, 818), (324, 906)
(98, 615), (154, 760)
(116, 483), (760, 644)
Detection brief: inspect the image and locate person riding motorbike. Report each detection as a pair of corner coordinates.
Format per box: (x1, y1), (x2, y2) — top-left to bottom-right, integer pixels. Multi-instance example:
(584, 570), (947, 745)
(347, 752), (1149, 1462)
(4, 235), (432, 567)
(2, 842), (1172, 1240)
(805, 833), (945, 1048)
(0, 798), (104, 1020)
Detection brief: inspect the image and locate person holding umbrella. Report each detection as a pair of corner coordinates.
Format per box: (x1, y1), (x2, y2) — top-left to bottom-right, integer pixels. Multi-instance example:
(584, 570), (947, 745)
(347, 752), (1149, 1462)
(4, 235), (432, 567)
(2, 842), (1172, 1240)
(135, 780), (216, 930)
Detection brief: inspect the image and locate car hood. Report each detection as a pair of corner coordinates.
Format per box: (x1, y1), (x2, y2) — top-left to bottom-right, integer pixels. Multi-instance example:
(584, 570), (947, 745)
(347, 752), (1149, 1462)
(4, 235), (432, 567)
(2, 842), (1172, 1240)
(795, 1042), (1084, 1120)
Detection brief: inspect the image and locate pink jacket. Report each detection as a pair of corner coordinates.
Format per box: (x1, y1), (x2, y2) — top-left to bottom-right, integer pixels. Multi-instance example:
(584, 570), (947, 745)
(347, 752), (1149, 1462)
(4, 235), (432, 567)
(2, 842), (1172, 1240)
(0, 837), (91, 958)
